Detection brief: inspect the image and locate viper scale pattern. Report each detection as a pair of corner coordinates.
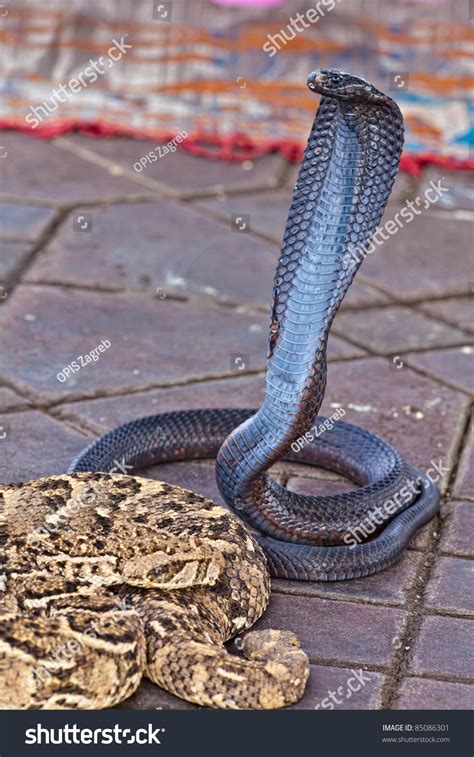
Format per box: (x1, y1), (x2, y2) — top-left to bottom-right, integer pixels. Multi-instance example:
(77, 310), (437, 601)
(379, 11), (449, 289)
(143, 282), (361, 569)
(70, 69), (440, 581)
(0, 474), (308, 709)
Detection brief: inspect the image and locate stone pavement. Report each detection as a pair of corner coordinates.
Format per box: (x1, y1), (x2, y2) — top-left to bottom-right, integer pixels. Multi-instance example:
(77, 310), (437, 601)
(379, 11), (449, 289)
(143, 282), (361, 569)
(0, 132), (472, 710)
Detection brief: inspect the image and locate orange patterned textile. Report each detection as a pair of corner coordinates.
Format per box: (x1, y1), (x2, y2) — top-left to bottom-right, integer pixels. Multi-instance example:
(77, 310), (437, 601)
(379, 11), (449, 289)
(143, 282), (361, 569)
(1, 0), (473, 172)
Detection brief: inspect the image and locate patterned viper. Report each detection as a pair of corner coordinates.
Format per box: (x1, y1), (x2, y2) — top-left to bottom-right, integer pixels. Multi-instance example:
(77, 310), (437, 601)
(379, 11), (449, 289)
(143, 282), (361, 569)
(70, 70), (440, 580)
(1, 474), (308, 708)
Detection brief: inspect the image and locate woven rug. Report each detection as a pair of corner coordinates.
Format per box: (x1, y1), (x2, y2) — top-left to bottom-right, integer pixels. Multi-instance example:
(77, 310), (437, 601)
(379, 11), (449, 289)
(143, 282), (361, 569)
(1, 0), (473, 173)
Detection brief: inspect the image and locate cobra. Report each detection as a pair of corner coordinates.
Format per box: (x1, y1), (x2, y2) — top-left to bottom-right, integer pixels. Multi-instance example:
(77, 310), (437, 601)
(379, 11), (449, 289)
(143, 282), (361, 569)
(69, 69), (440, 581)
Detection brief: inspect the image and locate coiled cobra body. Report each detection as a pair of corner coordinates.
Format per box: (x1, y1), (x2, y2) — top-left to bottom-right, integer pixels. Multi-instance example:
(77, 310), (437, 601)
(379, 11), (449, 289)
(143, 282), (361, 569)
(70, 70), (440, 581)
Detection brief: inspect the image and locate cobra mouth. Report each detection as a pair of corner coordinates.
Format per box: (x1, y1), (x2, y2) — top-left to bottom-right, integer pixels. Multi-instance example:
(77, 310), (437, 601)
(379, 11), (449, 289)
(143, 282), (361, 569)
(307, 68), (376, 101)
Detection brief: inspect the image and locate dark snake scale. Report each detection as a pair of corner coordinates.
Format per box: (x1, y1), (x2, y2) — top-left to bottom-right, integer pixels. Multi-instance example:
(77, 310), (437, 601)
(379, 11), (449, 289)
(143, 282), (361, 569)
(69, 70), (440, 581)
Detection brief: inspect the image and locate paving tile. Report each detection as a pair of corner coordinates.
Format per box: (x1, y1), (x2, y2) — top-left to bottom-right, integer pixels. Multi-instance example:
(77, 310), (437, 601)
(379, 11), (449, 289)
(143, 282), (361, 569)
(418, 169), (474, 212)
(0, 133), (146, 203)
(341, 282), (392, 310)
(253, 593), (406, 666)
(319, 358), (467, 491)
(273, 551), (422, 607)
(26, 201), (279, 307)
(333, 306), (467, 355)
(408, 346), (474, 395)
(118, 662), (384, 711)
(425, 556), (474, 615)
(419, 297), (474, 334)
(0, 410), (88, 483)
(195, 190), (291, 241)
(143, 462), (223, 505)
(0, 202), (56, 241)
(286, 476), (356, 497)
(0, 387), (30, 412)
(411, 616), (474, 678)
(56, 375), (266, 432)
(407, 524), (433, 552)
(453, 421), (474, 500)
(0, 285), (269, 402)
(62, 135), (285, 194)
(395, 677), (474, 710)
(327, 336), (366, 360)
(440, 501), (474, 557)
(0, 284), (361, 404)
(0, 240), (33, 282)
(288, 664), (384, 710)
(356, 214), (474, 301)
(272, 463), (352, 482)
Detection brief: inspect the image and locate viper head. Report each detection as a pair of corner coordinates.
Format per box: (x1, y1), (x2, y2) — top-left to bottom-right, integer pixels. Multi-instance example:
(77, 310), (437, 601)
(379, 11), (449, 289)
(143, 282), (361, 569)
(307, 69), (380, 102)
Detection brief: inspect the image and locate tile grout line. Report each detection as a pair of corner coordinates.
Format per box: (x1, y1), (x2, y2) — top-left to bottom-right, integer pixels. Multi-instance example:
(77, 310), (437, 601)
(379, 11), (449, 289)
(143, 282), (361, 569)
(400, 362), (474, 399)
(52, 137), (182, 197)
(12, 277), (474, 337)
(413, 302), (474, 337)
(379, 407), (473, 710)
(5, 284), (471, 399)
(0, 367), (268, 410)
(389, 671), (474, 687)
(1, 207), (71, 301)
(329, 327), (474, 398)
(52, 137), (289, 201)
(271, 584), (407, 610)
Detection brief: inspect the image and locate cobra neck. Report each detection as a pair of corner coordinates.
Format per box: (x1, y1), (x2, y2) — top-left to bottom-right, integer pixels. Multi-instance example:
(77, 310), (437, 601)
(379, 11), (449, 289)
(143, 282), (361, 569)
(216, 95), (403, 504)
